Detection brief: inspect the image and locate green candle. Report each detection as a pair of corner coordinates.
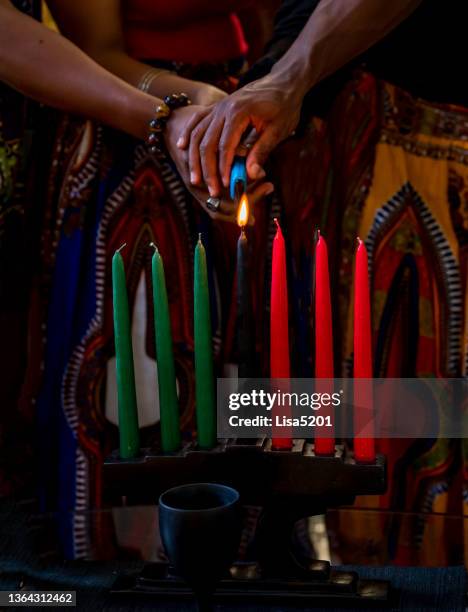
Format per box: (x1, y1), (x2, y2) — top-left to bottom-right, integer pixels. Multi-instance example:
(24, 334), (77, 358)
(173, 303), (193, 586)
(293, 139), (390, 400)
(194, 235), (216, 449)
(151, 244), (181, 453)
(112, 245), (140, 459)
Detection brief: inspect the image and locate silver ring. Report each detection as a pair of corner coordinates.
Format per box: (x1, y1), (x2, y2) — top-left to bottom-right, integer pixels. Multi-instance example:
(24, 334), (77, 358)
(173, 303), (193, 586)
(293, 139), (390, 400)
(206, 197), (221, 212)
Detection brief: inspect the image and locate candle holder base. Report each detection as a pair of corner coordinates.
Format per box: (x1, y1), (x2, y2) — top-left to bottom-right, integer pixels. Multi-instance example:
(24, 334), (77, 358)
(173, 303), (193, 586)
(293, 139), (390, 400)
(104, 440), (387, 603)
(111, 560), (392, 607)
(104, 440), (385, 574)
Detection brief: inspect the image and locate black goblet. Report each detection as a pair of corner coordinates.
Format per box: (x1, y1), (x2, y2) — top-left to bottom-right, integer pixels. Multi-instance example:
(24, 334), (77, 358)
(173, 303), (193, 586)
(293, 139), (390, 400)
(159, 482), (241, 611)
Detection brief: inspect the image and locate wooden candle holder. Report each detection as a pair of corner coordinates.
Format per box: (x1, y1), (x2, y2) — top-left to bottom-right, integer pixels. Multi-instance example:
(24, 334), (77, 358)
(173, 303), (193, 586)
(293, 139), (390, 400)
(103, 439), (385, 508)
(104, 439), (389, 605)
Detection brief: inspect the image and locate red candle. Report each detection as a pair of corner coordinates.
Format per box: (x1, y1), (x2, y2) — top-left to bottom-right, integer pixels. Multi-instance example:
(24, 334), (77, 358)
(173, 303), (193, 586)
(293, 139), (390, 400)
(314, 232), (335, 455)
(271, 220), (292, 450)
(353, 239), (375, 462)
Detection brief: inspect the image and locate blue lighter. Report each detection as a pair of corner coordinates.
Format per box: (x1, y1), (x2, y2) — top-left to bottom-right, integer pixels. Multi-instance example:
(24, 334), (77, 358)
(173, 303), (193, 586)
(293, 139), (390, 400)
(229, 156), (247, 201)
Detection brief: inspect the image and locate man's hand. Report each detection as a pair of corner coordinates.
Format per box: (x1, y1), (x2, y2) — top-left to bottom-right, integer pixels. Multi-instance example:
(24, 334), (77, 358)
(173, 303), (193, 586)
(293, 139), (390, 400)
(189, 81), (227, 106)
(165, 105), (274, 223)
(176, 76), (302, 197)
(173, 0), (424, 200)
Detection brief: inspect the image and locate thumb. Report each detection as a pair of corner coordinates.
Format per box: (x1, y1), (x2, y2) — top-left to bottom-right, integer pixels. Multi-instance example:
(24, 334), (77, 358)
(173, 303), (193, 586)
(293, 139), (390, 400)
(246, 126), (281, 180)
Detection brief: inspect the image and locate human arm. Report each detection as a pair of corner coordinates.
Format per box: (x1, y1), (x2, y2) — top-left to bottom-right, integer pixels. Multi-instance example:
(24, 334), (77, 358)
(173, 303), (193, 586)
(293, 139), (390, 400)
(46, 0), (226, 106)
(0, 0), (162, 139)
(180, 0), (422, 196)
(165, 107), (274, 224)
(0, 0), (243, 219)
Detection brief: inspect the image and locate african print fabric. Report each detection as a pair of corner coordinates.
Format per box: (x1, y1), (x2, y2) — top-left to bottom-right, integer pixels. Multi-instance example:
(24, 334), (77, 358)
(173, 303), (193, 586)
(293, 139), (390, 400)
(29, 102), (273, 558)
(0, 0), (44, 499)
(279, 71), (467, 565)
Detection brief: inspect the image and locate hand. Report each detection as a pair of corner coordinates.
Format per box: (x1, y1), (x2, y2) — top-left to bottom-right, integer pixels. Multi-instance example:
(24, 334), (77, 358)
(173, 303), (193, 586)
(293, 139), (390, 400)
(176, 75), (302, 197)
(165, 106), (274, 223)
(190, 82), (227, 106)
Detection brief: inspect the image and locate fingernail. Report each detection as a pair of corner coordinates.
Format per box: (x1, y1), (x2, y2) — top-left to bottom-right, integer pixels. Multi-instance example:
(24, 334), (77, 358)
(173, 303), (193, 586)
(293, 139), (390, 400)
(250, 163), (265, 179)
(177, 137), (184, 148)
(208, 186), (217, 197)
(190, 172), (198, 184)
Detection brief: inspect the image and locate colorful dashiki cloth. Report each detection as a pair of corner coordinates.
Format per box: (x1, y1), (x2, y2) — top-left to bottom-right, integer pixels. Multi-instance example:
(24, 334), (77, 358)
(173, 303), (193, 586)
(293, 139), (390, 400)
(28, 88), (274, 558)
(278, 71), (467, 566)
(0, 0), (45, 500)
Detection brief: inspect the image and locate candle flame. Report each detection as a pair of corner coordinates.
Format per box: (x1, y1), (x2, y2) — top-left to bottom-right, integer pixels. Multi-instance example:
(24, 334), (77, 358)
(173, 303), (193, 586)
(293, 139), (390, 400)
(237, 194), (249, 228)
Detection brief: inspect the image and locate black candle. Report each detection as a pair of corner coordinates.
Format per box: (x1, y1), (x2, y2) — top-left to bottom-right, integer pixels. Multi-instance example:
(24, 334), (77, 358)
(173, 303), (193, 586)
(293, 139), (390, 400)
(236, 195), (255, 379)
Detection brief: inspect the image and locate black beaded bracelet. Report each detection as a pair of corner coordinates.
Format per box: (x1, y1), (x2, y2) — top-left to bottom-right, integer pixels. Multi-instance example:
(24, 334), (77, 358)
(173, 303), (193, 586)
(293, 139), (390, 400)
(147, 92), (191, 157)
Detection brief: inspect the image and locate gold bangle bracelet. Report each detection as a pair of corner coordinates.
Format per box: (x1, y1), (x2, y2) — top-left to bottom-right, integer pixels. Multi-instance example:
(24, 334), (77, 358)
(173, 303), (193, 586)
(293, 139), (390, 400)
(137, 68), (171, 93)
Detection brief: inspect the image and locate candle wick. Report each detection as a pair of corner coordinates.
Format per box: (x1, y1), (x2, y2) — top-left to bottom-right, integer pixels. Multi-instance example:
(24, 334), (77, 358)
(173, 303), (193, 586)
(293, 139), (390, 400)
(357, 237), (363, 246)
(117, 243), (127, 253)
(274, 217), (280, 229)
(149, 242), (158, 253)
(198, 232), (202, 244)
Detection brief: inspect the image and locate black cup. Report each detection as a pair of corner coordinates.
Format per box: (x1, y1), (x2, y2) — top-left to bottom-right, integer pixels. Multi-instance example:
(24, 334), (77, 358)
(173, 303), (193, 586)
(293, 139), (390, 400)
(159, 483), (241, 611)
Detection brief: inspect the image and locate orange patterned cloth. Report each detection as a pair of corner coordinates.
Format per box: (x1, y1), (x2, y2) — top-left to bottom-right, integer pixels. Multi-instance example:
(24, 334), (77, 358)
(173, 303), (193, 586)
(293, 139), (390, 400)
(277, 71), (467, 565)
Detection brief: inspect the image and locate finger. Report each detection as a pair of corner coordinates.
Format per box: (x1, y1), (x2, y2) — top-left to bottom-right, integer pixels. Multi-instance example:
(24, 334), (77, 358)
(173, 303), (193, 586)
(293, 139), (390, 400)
(231, 130), (260, 178)
(203, 200), (238, 224)
(188, 186), (238, 223)
(234, 142), (250, 158)
(177, 109), (210, 150)
(248, 181), (274, 206)
(243, 128), (259, 148)
(216, 199), (238, 222)
(188, 115), (212, 185)
(204, 196), (238, 219)
(234, 129), (259, 157)
(218, 113), (250, 189)
(245, 181), (274, 225)
(203, 186), (272, 225)
(238, 129), (265, 176)
(202, 204), (237, 224)
(246, 126), (281, 180)
(199, 116), (225, 197)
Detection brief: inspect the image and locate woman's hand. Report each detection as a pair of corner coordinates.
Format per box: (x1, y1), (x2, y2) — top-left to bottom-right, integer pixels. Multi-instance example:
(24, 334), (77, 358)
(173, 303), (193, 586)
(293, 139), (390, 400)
(186, 80), (227, 106)
(176, 75), (302, 197)
(155, 73), (228, 107)
(165, 105), (274, 223)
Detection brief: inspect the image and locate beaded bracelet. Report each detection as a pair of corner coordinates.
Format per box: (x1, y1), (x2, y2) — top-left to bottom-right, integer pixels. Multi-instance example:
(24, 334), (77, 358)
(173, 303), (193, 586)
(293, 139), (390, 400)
(147, 93), (191, 157)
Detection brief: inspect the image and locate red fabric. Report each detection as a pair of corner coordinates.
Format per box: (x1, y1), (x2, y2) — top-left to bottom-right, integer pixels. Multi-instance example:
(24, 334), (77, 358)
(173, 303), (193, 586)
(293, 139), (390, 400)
(123, 0), (248, 63)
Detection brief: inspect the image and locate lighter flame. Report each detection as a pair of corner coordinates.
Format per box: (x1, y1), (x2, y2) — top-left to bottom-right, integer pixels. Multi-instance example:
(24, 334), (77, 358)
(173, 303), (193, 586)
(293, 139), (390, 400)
(237, 194), (249, 228)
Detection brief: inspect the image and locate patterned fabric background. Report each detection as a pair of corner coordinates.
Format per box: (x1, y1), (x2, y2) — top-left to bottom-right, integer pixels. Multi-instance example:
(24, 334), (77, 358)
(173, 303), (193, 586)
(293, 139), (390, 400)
(0, 0), (44, 499)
